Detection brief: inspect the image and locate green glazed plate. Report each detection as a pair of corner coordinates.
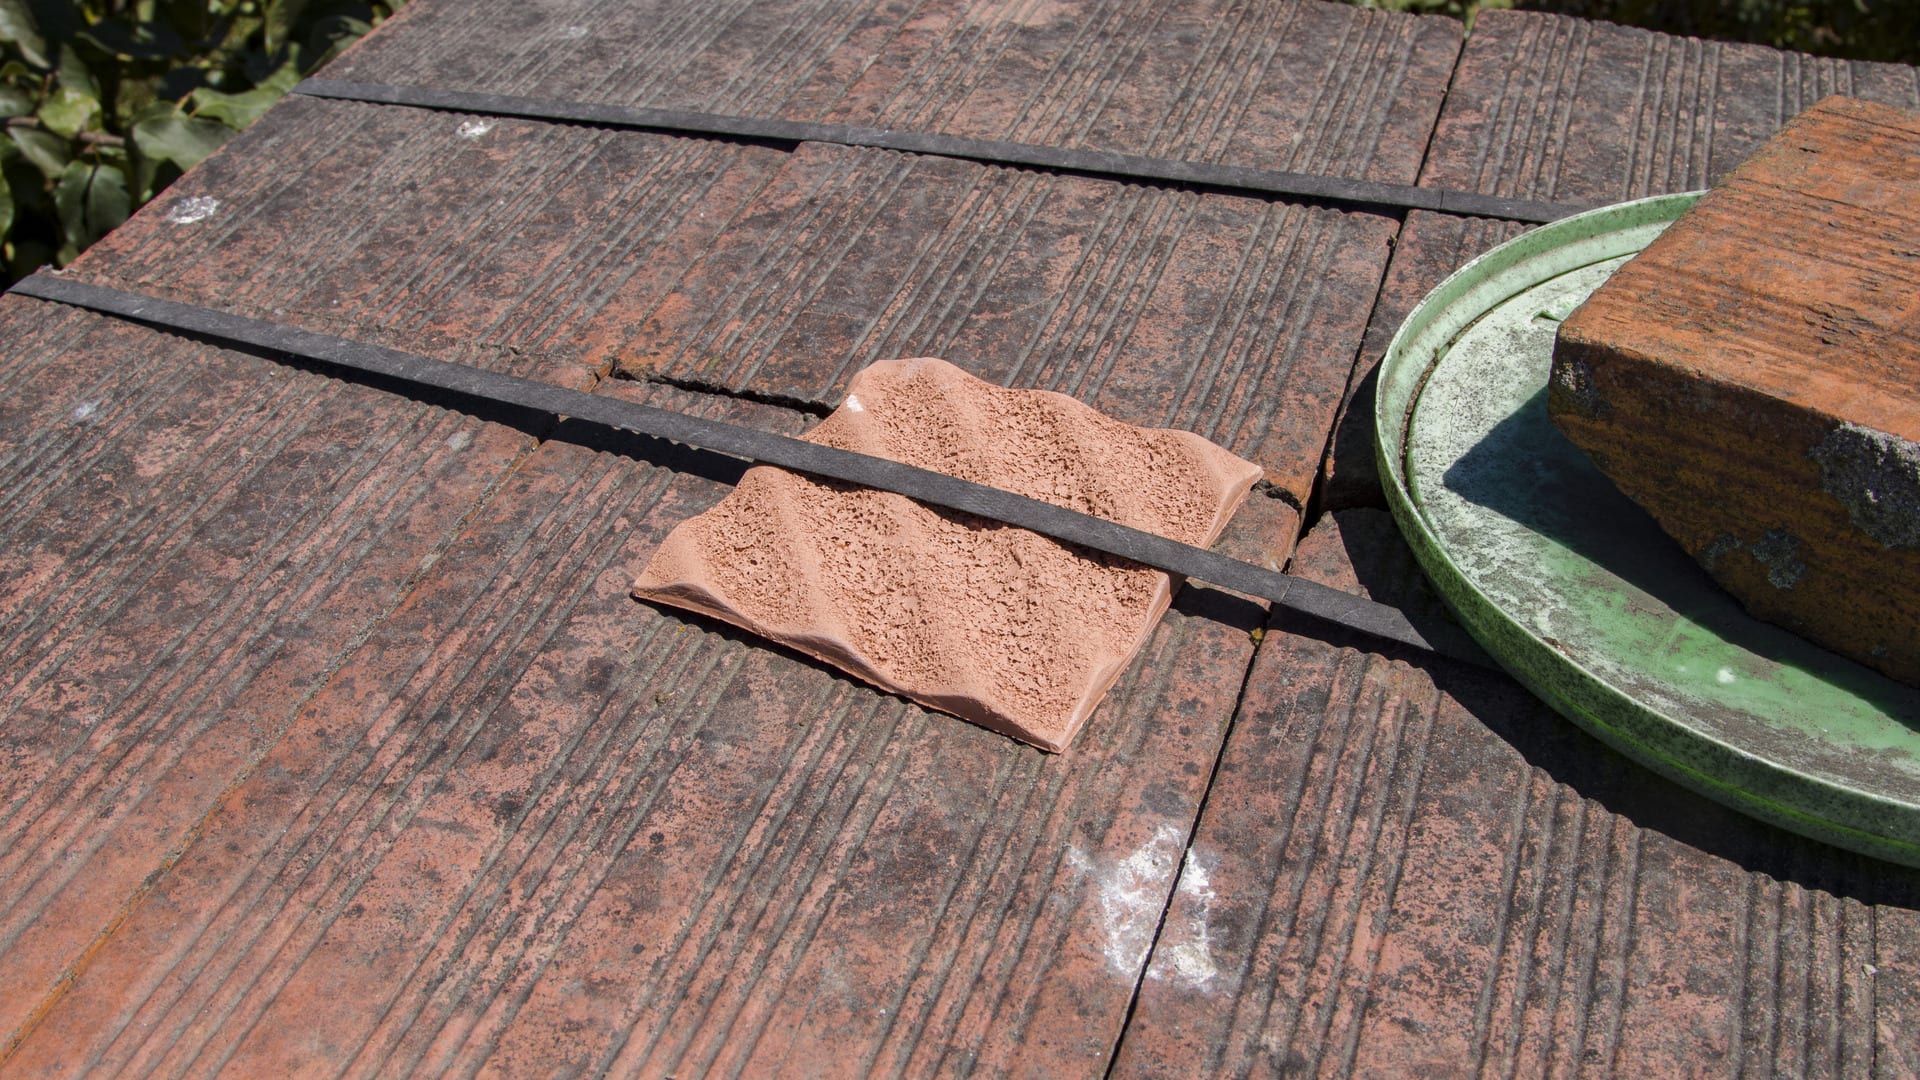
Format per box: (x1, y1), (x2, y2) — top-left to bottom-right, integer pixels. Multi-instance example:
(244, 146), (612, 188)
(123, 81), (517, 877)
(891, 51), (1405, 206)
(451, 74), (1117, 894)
(1376, 192), (1920, 866)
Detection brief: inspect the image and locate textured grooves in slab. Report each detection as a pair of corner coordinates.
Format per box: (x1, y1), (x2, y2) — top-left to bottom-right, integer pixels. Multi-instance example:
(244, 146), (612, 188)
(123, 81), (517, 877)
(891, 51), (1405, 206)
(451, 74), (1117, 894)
(1319, 210), (1530, 511)
(633, 357), (1262, 751)
(0, 299), (541, 1054)
(1113, 510), (1913, 1075)
(65, 95), (788, 381)
(1419, 9), (1920, 204)
(7, 381), (1256, 1077)
(332, 0), (1461, 182)
(622, 141), (1398, 500)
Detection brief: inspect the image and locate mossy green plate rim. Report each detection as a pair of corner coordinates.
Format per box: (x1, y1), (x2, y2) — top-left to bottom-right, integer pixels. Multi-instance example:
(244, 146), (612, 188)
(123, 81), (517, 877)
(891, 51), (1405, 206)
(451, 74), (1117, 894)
(1375, 192), (1920, 867)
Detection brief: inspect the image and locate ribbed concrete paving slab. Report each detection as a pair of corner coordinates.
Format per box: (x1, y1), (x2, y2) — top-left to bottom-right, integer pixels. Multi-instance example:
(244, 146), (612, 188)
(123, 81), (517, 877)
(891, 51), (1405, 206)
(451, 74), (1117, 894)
(65, 94), (790, 380)
(1421, 9), (1920, 205)
(69, 87), (1401, 524)
(1319, 211), (1530, 511)
(1322, 14), (1920, 512)
(618, 140), (1396, 509)
(1116, 510), (1920, 1075)
(11, 0), (1920, 1072)
(333, 0), (1461, 182)
(0, 296), (563, 1057)
(8, 378), (1271, 1077)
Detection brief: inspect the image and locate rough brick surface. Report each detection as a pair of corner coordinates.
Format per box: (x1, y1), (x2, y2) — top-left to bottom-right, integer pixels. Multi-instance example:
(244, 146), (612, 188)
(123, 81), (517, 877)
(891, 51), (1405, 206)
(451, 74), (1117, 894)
(1550, 96), (1920, 684)
(617, 140), (1398, 510)
(1317, 211), (1530, 512)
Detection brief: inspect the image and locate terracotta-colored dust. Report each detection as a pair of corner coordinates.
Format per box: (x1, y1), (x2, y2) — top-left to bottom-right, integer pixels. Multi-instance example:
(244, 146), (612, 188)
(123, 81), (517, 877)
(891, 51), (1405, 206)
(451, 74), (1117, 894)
(632, 357), (1262, 750)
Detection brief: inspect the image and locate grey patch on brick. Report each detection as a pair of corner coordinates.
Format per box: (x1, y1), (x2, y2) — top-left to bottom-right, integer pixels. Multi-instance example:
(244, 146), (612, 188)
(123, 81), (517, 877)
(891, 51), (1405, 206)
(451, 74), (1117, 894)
(1700, 529), (1806, 589)
(1809, 422), (1920, 550)
(1549, 356), (1611, 420)
(1699, 532), (1741, 569)
(1751, 529), (1807, 590)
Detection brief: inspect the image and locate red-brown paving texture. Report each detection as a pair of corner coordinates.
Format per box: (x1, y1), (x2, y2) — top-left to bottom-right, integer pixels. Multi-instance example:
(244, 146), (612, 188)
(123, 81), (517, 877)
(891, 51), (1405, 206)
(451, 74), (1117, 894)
(332, 0), (1461, 183)
(1113, 510), (1920, 1075)
(0, 296), (564, 1059)
(5, 0), (1920, 1074)
(8, 381), (1264, 1076)
(608, 141), (1397, 511)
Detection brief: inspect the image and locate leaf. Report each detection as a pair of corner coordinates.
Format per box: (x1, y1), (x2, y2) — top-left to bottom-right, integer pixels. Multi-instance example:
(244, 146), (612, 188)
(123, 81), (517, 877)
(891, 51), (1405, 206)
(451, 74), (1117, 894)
(55, 45), (100, 102)
(0, 168), (13, 240)
(217, 13), (264, 54)
(0, 0), (47, 69)
(131, 106), (231, 196)
(0, 84), (33, 117)
(52, 161), (131, 252)
(9, 237), (52, 278)
(303, 14), (372, 72)
(132, 108), (232, 169)
(264, 0), (311, 55)
(77, 18), (189, 62)
(53, 159), (88, 247)
(37, 85), (101, 138)
(83, 162), (129, 244)
(7, 126), (69, 179)
(190, 59), (297, 129)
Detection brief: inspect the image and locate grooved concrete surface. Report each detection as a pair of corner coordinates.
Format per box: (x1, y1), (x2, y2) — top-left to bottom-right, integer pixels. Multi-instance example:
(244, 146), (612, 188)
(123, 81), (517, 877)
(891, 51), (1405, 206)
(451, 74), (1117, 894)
(4, 1), (1920, 1075)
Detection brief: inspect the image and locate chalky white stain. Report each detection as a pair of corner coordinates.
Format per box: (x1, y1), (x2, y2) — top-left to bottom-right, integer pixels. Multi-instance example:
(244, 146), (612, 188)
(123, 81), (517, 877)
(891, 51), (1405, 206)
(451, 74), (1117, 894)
(1716, 666), (1737, 685)
(844, 393), (864, 413)
(1066, 822), (1186, 979)
(164, 196), (220, 225)
(69, 399), (102, 422)
(457, 119), (493, 139)
(1150, 845), (1221, 991)
(445, 430), (473, 452)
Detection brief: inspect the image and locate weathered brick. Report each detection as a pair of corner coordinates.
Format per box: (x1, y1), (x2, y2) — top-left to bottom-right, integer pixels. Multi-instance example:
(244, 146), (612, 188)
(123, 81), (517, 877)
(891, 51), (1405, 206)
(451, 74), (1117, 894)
(1550, 96), (1920, 685)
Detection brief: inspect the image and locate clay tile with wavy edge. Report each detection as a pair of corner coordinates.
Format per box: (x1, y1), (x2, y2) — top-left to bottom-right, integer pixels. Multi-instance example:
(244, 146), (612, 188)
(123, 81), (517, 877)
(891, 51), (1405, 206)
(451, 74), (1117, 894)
(631, 357), (1264, 751)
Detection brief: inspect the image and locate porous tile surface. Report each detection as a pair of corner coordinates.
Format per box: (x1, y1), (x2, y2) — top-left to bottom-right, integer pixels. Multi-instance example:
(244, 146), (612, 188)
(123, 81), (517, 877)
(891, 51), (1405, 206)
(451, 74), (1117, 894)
(633, 357), (1262, 751)
(1551, 96), (1920, 684)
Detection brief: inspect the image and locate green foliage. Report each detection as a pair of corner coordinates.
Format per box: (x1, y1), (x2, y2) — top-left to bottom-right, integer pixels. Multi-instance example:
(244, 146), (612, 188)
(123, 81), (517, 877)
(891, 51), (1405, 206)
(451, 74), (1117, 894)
(0, 0), (401, 282)
(1349, 0), (1514, 28)
(1521, 0), (1920, 64)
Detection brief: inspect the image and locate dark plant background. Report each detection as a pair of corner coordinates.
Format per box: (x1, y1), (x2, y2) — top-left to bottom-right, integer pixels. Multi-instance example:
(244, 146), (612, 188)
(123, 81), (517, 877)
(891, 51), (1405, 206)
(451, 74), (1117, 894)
(1, 0), (401, 283)
(1373, 0), (1920, 61)
(2, 0), (1915, 285)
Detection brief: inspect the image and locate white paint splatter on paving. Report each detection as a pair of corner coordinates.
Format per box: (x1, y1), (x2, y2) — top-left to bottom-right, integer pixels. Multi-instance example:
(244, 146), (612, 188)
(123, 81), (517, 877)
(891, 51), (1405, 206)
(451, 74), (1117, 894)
(1067, 822), (1186, 979)
(164, 196), (220, 225)
(457, 119), (494, 139)
(1151, 845), (1221, 991)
